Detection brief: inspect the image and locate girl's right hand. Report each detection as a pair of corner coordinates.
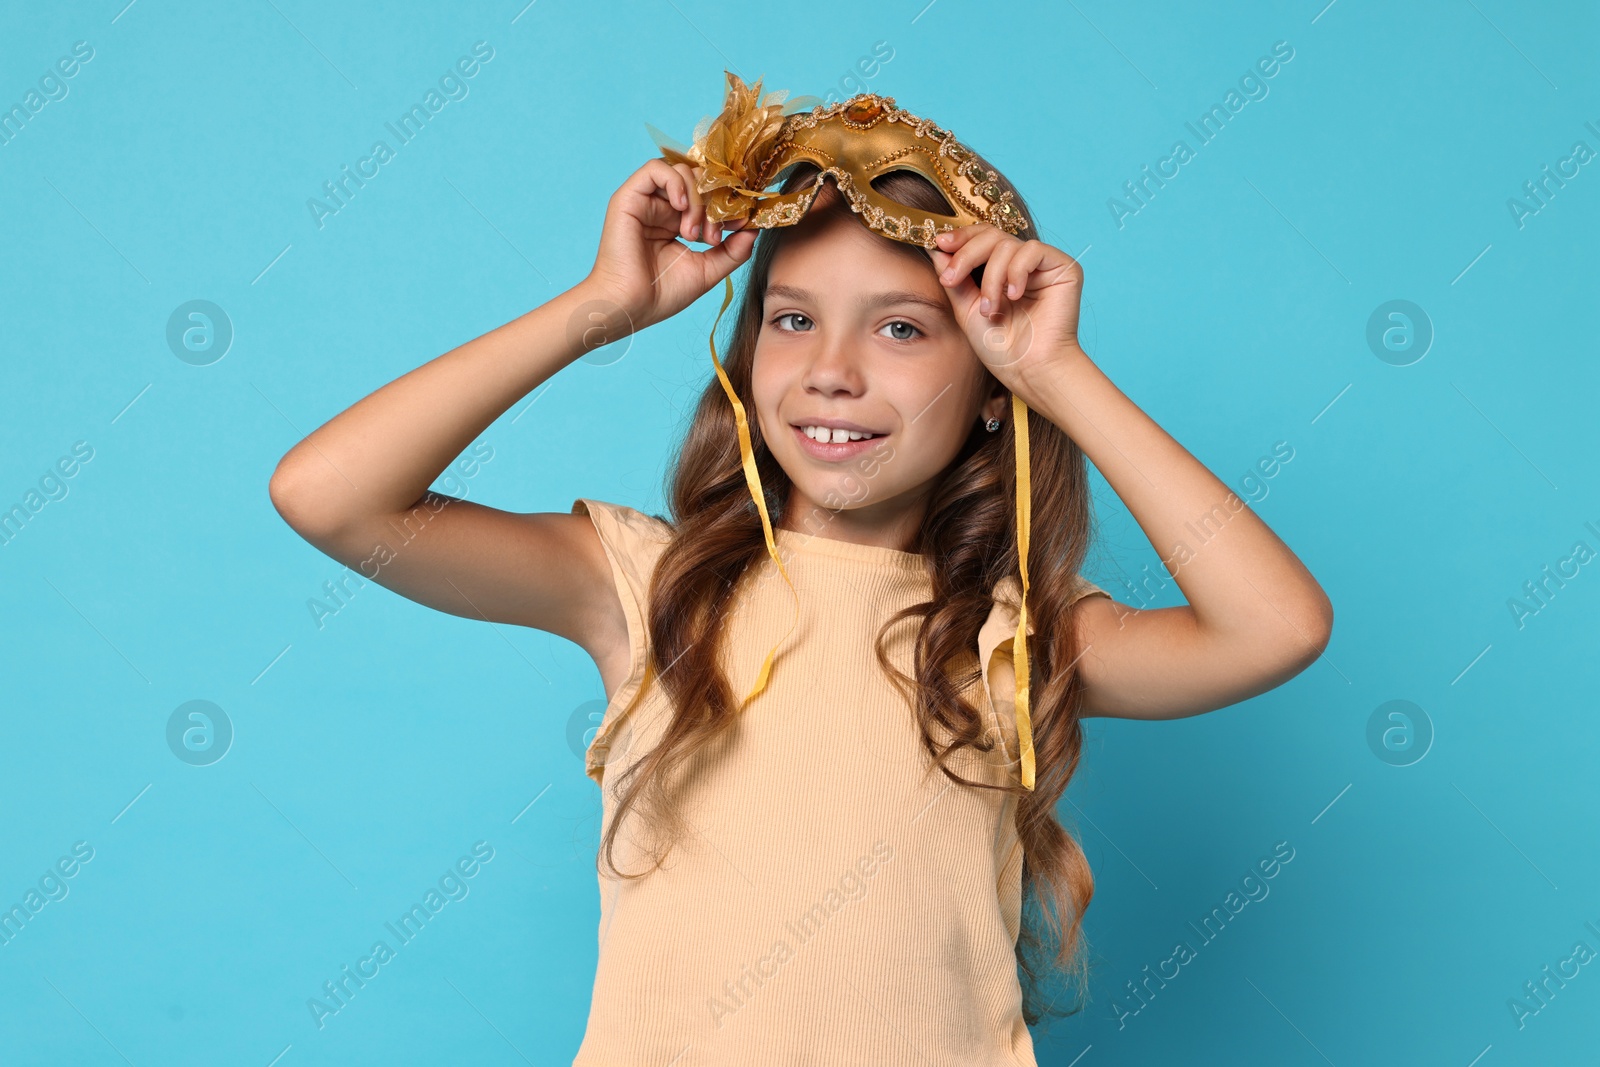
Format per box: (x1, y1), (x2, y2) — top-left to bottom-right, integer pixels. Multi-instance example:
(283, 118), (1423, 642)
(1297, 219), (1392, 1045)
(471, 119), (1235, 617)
(581, 158), (759, 335)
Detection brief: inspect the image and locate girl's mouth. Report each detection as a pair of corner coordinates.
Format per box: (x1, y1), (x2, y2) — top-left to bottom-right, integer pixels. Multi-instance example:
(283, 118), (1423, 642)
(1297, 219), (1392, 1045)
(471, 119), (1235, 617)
(791, 424), (887, 462)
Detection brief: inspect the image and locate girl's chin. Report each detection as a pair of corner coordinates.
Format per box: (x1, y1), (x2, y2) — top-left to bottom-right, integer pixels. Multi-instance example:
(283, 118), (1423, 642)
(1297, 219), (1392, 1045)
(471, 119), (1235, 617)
(782, 480), (908, 516)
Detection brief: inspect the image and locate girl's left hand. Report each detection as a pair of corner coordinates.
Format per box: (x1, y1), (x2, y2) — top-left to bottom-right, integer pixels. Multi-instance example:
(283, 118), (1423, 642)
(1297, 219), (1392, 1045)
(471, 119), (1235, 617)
(928, 225), (1086, 394)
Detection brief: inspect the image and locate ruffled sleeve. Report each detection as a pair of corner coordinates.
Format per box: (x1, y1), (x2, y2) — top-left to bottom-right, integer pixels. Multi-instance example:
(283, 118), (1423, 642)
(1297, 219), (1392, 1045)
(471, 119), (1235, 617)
(571, 498), (674, 786)
(976, 572), (1112, 779)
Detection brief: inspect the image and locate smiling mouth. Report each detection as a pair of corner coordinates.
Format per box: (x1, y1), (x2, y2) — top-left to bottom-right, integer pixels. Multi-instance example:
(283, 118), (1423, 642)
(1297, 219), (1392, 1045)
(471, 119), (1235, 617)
(796, 424), (885, 443)
(791, 424), (888, 460)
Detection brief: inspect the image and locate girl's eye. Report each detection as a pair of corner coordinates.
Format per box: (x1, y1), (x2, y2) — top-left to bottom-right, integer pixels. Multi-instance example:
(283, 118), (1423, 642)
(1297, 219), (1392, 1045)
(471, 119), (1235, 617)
(771, 312), (813, 332)
(768, 314), (920, 341)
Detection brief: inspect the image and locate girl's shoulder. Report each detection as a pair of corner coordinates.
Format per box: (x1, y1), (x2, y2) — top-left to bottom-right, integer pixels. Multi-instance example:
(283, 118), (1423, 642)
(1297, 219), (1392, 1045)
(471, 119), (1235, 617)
(571, 497), (673, 546)
(570, 498), (675, 586)
(570, 499), (676, 788)
(978, 571), (1112, 684)
(985, 571), (1111, 637)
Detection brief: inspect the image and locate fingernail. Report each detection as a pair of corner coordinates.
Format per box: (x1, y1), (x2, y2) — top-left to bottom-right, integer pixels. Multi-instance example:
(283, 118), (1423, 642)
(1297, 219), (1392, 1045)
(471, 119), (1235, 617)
(941, 269), (954, 283)
(693, 224), (702, 240)
(980, 297), (992, 314)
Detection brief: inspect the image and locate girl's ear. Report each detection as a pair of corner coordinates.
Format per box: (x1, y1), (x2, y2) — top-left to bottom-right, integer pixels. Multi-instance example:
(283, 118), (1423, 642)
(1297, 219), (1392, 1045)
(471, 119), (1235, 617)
(980, 383), (1009, 429)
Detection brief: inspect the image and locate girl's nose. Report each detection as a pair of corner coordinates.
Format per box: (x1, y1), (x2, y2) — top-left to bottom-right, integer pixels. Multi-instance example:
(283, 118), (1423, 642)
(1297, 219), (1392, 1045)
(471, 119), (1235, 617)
(802, 338), (865, 395)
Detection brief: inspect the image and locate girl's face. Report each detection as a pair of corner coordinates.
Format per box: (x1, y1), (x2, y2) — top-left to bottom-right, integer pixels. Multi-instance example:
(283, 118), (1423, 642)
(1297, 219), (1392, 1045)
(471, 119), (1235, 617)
(751, 207), (1007, 548)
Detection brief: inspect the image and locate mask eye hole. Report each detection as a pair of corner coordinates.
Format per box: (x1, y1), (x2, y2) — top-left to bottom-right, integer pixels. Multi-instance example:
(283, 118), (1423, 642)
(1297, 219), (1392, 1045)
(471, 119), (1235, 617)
(869, 168), (956, 217)
(771, 162), (825, 193)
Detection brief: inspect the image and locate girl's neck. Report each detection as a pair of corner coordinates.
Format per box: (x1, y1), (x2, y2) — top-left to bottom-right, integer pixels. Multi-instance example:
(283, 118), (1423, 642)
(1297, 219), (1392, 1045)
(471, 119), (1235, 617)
(776, 492), (926, 555)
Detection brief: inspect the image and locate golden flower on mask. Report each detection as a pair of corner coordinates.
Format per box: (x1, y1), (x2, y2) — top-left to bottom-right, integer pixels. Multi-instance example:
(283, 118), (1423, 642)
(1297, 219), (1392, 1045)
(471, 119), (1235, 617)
(658, 72), (800, 228)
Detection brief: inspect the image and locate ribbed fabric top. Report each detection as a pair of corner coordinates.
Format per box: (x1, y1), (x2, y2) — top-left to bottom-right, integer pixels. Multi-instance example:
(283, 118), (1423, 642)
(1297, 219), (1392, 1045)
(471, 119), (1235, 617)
(569, 498), (1109, 1066)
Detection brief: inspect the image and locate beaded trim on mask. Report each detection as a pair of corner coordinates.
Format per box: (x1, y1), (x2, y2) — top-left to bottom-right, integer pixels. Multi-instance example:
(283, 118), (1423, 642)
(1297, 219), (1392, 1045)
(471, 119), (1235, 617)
(751, 96), (1030, 250)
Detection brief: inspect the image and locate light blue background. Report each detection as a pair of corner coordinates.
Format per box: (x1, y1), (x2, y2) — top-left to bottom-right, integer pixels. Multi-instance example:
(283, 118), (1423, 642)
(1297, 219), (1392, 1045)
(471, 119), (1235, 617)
(1, 1), (1596, 1064)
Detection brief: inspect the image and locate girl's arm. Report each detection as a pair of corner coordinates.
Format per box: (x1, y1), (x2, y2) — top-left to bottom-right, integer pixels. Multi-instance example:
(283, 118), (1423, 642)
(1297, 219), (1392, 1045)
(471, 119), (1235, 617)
(268, 158), (753, 693)
(1024, 352), (1334, 720)
(929, 226), (1334, 721)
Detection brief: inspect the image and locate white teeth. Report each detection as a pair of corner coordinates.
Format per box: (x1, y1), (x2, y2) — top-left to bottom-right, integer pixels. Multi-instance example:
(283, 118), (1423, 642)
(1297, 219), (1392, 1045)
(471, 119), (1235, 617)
(802, 425), (877, 443)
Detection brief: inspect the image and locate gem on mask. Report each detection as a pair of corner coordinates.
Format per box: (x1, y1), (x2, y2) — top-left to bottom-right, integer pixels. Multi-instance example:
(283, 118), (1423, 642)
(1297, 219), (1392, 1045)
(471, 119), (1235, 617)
(843, 98), (885, 125)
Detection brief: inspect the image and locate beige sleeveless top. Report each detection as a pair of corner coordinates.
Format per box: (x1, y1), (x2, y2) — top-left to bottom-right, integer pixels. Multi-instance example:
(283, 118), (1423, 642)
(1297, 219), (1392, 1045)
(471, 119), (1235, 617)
(570, 498), (1109, 1066)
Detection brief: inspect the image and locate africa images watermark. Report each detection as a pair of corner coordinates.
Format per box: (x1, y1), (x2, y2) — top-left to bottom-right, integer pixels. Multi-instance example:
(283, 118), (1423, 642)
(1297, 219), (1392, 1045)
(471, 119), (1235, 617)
(306, 441), (495, 629)
(1505, 118), (1600, 230)
(0, 40), (95, 150)
(1507, 914), (1600, 1031)
(0, 841), (96, 949)
(707, 840), (895, 1028)
(1506, 518), (1599, 631)
(1109, 839), (1297, 1029)
(306, 41), (496, 231)
(0, 439), (95, 550)
(817, 40), (895, 107)
(1108, 40), (1296, 230)
(1113, 440), (1295, 610)
(306, 840), (495, 1030)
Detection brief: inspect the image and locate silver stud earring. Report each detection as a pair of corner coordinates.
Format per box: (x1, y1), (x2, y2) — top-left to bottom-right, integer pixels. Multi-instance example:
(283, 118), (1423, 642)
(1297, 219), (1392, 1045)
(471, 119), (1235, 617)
(985, 417), (1002, 432)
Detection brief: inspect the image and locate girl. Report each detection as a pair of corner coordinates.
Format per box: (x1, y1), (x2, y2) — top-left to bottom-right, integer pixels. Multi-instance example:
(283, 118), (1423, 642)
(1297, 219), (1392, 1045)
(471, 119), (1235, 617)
(269, 87), (1332, 1065)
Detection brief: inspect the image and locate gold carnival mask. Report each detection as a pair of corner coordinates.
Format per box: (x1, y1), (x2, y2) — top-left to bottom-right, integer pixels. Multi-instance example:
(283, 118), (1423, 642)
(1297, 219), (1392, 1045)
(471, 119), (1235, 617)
(649, 72), (1047, 790)
(649, 71), (1030, 247)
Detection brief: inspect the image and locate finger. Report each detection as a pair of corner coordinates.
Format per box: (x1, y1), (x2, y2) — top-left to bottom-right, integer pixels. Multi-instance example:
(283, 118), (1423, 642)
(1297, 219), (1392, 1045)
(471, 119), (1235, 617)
(696, 225), (757, 277)
(930, 246), (977, 294)
(627, 158), (689, 214)
(1005, 241), (1047, 301)
(982, 241), (1022, 317)
(716, 217), (752, 249)
(685, 164), (709, 242)
(668, 163), (701, 242)
(623, 161), (700, 245)
(1060, 248), (1085, 286)
(710, 215), (747, 248)
(938, 226), (1008, 289)
(663, 163), (688, 212)
(636, 198), (688, 241)
(666, 162), (698, 241)
(935, 227), (992, 280)
(631, 161), (687, 243)
(933, 224), (983, 254)
(929, 248), (982, 315)
(700, 210), (731, 246)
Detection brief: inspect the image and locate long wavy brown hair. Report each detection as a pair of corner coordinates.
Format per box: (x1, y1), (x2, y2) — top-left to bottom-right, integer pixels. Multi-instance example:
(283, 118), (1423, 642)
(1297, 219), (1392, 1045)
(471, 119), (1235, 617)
(599, 157), (1100, 1024)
